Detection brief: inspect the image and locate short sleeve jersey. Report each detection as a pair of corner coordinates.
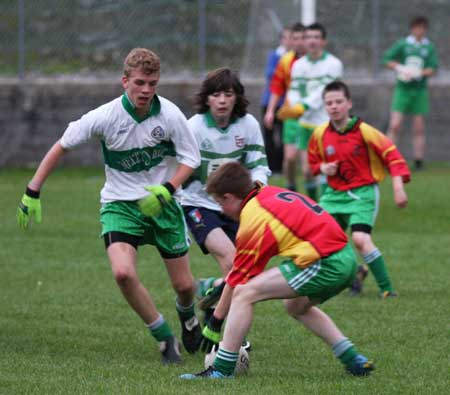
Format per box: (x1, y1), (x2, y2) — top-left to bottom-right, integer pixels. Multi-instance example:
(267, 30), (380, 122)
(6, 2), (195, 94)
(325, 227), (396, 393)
(288, 51), (343, 127)
(180, 112), (271, 211)
(60, 94), (200, 203)
(226, 185), (348, 287)
(382, 35), (438, 89)
(308, 117), (411, 191)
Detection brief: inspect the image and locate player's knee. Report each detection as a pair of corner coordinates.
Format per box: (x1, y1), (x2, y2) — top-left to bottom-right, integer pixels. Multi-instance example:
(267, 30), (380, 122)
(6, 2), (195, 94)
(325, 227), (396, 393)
(285, 153), (296, 163)
(352, 232), (371, 251)
(213, 251), (234, 272)
(302, 168), (312, 180)
(172, 277), (195, 296)
(390, 121), (401, 133)
(283, 299), (309, 318)
(113, 267), (135, 287)
(233, 284), (256, 304)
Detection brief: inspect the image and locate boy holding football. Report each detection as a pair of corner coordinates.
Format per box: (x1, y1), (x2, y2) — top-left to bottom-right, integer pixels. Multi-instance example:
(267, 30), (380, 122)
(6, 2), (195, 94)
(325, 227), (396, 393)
(383, 16), (439, 171)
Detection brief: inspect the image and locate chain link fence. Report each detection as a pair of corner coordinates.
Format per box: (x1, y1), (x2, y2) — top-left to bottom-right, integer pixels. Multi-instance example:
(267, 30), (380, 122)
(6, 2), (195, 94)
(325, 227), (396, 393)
(1, 0), (448, 79)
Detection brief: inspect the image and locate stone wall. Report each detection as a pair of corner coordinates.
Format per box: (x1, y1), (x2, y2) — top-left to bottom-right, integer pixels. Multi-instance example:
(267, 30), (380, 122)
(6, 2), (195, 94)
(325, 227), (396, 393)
(1, 77), (448, 168)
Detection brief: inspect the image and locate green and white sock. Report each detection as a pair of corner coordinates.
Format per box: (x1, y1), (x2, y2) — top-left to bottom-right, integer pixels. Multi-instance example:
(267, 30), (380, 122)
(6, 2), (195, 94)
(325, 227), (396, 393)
(332, 338), (358, 366)
(147, 314), (172, 342)
(176, 299), (195, 321)
(363, 248), (393, 292)
(213, 347), (238, 376)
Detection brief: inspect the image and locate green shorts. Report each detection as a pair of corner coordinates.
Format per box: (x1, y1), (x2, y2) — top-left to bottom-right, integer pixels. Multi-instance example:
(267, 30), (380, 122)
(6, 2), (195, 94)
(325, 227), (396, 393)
(319, 184), (380, 231)
(392, 85), (429, 115)
(100, 199), (190, 256)
(279, 243), (357, 304)
(282, 119), (301, 147)
(298, 123), (315, 150)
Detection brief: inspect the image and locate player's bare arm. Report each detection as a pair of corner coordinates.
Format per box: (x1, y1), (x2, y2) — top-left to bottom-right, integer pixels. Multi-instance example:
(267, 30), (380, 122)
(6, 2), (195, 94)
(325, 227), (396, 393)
(28, 140), (67, 191)
(263, 93), (281, 129)
(392, 175), (408, 208)
(167, 163), (195, 189)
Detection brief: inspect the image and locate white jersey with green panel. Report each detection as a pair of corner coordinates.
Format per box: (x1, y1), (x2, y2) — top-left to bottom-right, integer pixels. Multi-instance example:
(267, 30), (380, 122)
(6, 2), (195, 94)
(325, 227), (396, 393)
(287, 51), (343, 127)
(180, 112), (270, 211)
(60, 94), (200, 204)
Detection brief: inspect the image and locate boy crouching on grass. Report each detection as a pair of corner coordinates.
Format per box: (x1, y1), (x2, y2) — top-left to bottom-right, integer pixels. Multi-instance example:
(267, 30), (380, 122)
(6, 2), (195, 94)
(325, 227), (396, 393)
(180, 162), (374, 379)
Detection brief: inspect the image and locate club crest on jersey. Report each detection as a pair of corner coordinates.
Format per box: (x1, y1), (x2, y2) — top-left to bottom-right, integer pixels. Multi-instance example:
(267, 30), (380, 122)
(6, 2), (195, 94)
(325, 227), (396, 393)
(201, 138), (213, 150)
(151, 126), (165, 139)
(235, 136), (245, 148)
(325, 145), (336, 156)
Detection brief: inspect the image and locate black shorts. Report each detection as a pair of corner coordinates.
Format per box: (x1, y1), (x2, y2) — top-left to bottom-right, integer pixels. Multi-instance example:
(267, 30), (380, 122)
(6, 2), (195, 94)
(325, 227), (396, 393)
(183, 206), (238, 254)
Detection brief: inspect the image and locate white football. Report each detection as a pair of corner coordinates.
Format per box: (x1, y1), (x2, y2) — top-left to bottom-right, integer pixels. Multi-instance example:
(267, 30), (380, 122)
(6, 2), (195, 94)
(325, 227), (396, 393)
(204, 343), (250, 375)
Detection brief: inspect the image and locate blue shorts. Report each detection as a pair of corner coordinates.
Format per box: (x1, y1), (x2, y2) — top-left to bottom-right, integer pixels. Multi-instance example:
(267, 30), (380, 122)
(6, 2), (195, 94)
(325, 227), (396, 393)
(183, 206), (238, 254)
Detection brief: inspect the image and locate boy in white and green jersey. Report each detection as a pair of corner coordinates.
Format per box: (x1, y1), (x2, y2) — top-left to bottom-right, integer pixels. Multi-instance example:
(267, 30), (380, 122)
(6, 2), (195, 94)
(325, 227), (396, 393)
(181, 68), (270, 334)
(17, 48), (203, 364)
(284, 23), (343, 200)
(383, 16), (439, 170)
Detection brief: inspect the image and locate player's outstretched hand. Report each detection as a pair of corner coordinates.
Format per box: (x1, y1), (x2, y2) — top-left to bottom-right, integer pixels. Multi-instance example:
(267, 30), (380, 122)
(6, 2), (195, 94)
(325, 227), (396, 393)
(200, 315), (224, 353)
(138, 182), (175, 217)
(17, 187), (42, 230)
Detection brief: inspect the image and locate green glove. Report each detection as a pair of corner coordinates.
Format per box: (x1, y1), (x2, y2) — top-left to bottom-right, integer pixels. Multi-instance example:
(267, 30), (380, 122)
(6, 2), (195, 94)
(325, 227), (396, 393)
(17, 187), (42, 230)
(138, 182), (175, 217)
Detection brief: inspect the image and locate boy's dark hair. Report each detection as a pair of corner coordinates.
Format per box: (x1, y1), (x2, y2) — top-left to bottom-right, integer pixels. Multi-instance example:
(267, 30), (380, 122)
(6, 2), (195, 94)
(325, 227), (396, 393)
(410, 16), (428, 29)
(306, 22), (327, 39)
(290, 22), (305, 32)
(194, 68), (249, 121)
(323, 80), (351, 100)
(206, 162), (253, 199)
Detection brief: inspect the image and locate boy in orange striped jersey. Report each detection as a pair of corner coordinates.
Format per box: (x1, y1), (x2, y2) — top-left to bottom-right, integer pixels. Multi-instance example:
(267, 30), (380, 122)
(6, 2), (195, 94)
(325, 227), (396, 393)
(308, 80), (411, 298)
(180, 162), (374, 379)
(263, 22), (306, 192)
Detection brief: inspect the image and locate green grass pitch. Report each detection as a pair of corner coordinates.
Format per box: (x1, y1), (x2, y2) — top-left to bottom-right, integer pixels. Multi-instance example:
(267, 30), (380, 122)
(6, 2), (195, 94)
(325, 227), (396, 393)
(1, 165), (449, 394)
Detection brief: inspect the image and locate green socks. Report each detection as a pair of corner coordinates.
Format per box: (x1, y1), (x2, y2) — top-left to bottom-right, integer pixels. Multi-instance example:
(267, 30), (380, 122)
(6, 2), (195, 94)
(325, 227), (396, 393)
(213, 347), (238, 376)
(363, 249), (394, 292)
(176, 300), (196, 321)
(332, 338), (358, 366)
(148, 314), (173, 341)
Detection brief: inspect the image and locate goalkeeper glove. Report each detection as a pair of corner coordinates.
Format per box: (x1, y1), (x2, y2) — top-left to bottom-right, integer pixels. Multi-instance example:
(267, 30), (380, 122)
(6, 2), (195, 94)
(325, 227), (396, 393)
(276, 102), (305, 121)
(17, 187), (42, 230)
(200, 315), (224, 353)
(138, 182), (175, 217)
